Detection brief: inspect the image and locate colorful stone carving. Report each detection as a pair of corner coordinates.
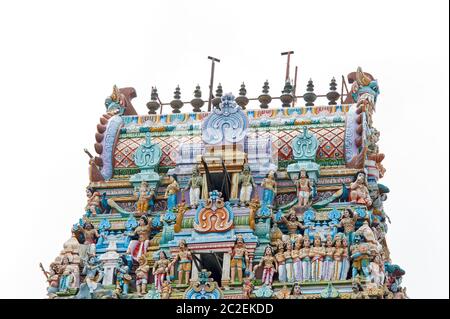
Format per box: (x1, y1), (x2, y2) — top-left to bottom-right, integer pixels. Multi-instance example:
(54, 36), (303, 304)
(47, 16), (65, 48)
(185, 166), (203, 208)
(230, 235), (250, 284)
(169, 240), (192, 285)
(126, 216), (151, 261)
(239, 164), (256, 206)
(193, 190), (234, 233)
(253, 246), (278, 287)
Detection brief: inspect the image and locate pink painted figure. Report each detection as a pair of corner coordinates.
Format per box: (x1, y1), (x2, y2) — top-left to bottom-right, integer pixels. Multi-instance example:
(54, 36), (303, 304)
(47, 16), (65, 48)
(253, 246), (278, 287)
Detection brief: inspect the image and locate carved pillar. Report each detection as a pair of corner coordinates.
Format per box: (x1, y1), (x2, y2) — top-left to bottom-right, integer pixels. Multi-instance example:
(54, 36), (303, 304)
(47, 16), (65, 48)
(202, 174), (209, 199)
(230, 173), (239, 200)
(99, 241), (120, 285)
(221, 253), (231, 288)
(191, 254), (200, 281)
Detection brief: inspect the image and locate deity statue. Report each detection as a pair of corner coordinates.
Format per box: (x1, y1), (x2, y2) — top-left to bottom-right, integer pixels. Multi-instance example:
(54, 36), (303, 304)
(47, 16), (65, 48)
(275, 243), (287, 283)
(85, 187), (102, 217)
(243, 277), (254, 299)
(135, 181), (155, 215)
(261, 170), (277, 207)
(169, 240), (192, 285)
(135, 255), (150, 295)
(126, 216), (152, 262)
(153, 250), (171, 291)
(341, 236), (350, 280)
(238, 164), (256, 206)
(114, 255), (131, 295)
(350, 282), (369, 299)
(82, 256), (104, 294)
(299, 235), (311, 281)
(289, 282), (304, 299)
(369, 255), (385, 286)
(292, 235), (303, 282)
(284, 240), (294, 283)
(349, 172), (372, 207)
(332, 233), (344, 281)
(160, 281), (172, 299)
(350, 235), (370, 279)
(309, 234), (326, 281)
(73, 221), (99, 258)
(253, 246), (278, 287)
(40, 262), (60, 297)
(322, 234), (335, 281)
(355, 220), (382, 255)
(275, 210), (307, 239)
(165, 175), (180, 211)
(296, 169), (313, 208)
(337, 208), (358, 244)
(230, 235), (250, 284)
(185, 166), (203, 209)
(58, 258), (75, 293)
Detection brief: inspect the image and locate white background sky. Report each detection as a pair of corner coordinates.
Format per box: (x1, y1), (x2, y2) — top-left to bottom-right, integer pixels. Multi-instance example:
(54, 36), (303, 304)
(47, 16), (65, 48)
(0, 0), (448, 299)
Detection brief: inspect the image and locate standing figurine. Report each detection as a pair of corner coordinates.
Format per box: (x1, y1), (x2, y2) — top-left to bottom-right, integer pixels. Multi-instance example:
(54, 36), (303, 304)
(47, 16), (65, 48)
(135, 181), (155, 215)
(332, 234), (344, 281)
(369, 255), (385, 286)
(296, 169), (313, 208)
(135, 255), (150, 295)
(243, 277), (254, 299)
(169, 240), (192, 285)
(153, 251), (171, 291)
(300, 235), (312, 282)
(261, 170), (277, 206)
(350, 235), (370, 279)
(253, 246), (278, 287)
(185, 166), (203, 209)
(275, 243), (287, 283)
(349, 172), (372, 207)
(85, 187), (102, 217)
(82, 256), (103, 294)
(230, 235), (250, 284)
(126, 216), (152, 261)
(337, 208), (358, 244)
(73, 221), (99, 258)
(284, 240), (294, 283)
(40, 262), (60, 296)
(275, 210), (308, 239)
(310, 234), (326, 281)
(292, 235), (303, 282)
(341, 236), (350, 280)
(165, 175), (180, 211)
(322, 234), (336, 281)
(238, 164), (256, 206)
(114, 256), (131, 295)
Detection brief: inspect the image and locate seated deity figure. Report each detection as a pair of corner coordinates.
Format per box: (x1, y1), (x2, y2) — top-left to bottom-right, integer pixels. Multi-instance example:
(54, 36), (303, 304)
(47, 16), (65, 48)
(135, 255), (150, 295)
(349, 172), (372, 207)
(275, 243), (287, 283)
(114, 256), (131, 295)
(309, 234), (326, 281)
(85, 187), (102, 217)
(153, 250), (171, 291)
(169, 240), (192, 285)
(322, 234), (336, 281)
(341, 236), (350, 280)
(261, 170), (277, 206)
(160, 280), (173, 299)
(185, 166), (203, 209)
(135, 181), (155, 215)
(253, 246), (278, 287)
(332, 233), (345, 281)
(230, 235), (250, 284)
(284, 239), (294, 283)
(296, 169), (313, 208)
(165, 175), (180, 211)
(275, 210), (308, 239)
(126, 216), (151, 262)
(337, 208), (358, 244)
(292, 235), (303, 282)
(238, 164), (256, 206)
(82, 256), (104, 294)
(299, 236), (311, 282)
(350, 235), (371, 279)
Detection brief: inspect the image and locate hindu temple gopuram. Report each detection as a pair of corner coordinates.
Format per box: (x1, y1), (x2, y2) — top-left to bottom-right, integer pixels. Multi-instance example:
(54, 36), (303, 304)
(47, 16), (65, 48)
(41, 66), (408, 299)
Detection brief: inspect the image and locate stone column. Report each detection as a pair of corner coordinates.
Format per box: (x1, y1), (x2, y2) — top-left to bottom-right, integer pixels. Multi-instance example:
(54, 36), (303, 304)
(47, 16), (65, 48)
(230, 173), (239, 200)
(202, 175), (209, 199)
(99, 241), (120, 286)
(191, 254), (200, 281)
(221, 253), (231, 288)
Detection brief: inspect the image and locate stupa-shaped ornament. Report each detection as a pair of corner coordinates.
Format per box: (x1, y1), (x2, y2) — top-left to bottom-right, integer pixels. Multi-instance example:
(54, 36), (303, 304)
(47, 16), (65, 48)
(146, 87), (160, 114)
(170, 85), (184, 113)
(235, 82), (249, 109)
(211, 83), (223, 108)
(326, 77), (340, 105)
(304, 79), (317, 106)
(258, 80), (272, 109)
(190, 85), (204, 112)
(280, 80), (294, 107)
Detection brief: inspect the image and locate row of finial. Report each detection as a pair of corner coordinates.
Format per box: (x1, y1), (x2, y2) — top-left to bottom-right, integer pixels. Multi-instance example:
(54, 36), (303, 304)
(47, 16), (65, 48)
(146, 78), (341, 114)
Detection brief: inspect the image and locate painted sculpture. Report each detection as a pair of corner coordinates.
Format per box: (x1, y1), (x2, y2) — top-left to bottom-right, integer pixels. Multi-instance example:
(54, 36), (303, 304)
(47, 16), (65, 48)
(43, 67), (406, 299)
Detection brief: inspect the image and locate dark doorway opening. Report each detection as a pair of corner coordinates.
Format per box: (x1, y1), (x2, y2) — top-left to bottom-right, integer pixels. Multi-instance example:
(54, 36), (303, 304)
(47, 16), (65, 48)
(199, 252), (223, 286)
(209, 173), (231, 202)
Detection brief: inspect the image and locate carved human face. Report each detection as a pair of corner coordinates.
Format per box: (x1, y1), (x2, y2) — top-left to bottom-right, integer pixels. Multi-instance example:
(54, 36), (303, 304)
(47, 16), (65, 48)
(88, 256), (96, 265)
(300, 170), (306, 178)
(85, 223), (93, 230)
(86, 189), (93, 197)
(335, 238), (342, 247)
(159, 251), (166, 260)
(293, 285), (301, 295)
(62, 257), (69, 265)
(344, 210), (350, 218)
(139, 219), (145, 226)
(304, 238), (310, 247)
(268, 171), (275, 179)
(289, 213), (297, 221)
(314, 237), (321, 247)
(357, 173), (365, 183)
(264, 246), (273, 256)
